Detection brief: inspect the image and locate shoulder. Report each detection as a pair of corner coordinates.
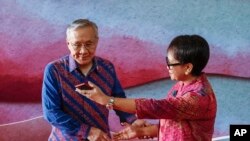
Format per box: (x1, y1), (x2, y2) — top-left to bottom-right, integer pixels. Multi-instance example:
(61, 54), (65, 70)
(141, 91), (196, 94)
(95, 56), (113, 65)
(45, 55), (69, 71)
(188, 74), (214, 97)
(95, 56), (115, 68)
(95, 56), (117, 74)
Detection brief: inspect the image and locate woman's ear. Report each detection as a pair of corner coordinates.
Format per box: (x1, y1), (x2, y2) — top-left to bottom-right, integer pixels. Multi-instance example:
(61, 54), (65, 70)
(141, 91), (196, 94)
(185, 63), (193, 75)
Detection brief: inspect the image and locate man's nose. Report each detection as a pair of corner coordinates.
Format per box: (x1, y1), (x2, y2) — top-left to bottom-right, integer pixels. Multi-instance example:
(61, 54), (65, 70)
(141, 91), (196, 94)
(79, 46), (88, 53)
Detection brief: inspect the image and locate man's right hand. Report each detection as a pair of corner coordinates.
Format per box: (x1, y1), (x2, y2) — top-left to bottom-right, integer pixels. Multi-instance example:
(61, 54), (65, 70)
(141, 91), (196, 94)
(87, 127), (111, 141)
(112, 125), (139, 140)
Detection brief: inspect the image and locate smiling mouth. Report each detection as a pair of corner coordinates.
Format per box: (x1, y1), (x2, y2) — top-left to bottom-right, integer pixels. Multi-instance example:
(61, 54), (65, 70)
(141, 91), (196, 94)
(79, 57), (89, 61)
(78, 54), (89, 59)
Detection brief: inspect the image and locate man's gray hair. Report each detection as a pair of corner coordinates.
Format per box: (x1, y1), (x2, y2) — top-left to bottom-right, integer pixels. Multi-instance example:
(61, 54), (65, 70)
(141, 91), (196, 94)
(66, 19), (98, 39)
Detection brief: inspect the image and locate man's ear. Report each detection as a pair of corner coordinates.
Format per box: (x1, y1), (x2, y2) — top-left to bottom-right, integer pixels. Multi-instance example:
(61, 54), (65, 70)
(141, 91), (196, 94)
(66, 39), (70, 49)
(66, 38), (69, 45)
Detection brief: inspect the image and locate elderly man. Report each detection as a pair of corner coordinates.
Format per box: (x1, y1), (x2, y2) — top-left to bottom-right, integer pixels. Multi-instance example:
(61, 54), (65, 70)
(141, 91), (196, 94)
(42, 19), (144, 141)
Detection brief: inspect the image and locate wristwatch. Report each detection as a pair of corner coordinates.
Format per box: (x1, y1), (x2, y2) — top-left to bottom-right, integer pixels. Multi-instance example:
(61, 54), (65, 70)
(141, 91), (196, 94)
(106, 97), (115, 110)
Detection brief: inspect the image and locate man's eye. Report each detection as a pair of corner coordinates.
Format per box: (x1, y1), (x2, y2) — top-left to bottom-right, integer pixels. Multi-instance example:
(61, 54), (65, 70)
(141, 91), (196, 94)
(73, 44), (81, 47)
(85, 43), (92, 47)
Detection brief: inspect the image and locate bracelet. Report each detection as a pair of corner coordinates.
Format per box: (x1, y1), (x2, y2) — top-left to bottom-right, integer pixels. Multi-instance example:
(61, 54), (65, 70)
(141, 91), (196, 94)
(106, 97), (115, 110)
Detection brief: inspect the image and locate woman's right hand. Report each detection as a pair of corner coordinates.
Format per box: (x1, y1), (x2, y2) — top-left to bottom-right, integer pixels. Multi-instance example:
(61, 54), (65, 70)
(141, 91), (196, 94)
(75, 81), (109, 105)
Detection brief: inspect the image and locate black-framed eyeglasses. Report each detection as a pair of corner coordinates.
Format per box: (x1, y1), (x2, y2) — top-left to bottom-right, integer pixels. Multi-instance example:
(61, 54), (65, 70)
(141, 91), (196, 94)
(165, 57), (182, 69)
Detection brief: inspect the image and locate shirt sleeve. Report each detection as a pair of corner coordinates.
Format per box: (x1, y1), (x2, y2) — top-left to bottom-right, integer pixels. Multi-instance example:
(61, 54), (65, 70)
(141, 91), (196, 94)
(111, 66), (137, 124)
(42, 63), (90, 139)
(135, 92), (214, 120)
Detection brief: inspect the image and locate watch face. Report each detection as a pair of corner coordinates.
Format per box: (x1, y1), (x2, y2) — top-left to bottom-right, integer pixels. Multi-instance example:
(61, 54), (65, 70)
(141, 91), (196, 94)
(106, 97), (115, 110)
(110, 98), (115, 103)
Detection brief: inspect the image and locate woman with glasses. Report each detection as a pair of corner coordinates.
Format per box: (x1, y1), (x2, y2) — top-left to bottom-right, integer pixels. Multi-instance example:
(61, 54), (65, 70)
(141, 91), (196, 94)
(77, 35), (217, 141)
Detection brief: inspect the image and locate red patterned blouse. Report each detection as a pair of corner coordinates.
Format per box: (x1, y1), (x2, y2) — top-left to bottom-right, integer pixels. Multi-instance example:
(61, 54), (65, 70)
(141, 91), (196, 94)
(135, 73), (217, 141)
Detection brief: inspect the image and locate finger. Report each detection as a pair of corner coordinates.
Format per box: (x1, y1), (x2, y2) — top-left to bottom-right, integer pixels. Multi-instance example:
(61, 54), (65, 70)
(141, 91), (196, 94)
(114, 132), (129, 140)
(75, 88), (81, 93)
(120, 122), (129, 126)
(102, 134), (111, 141)
(85, 93), (91, 99)
(76, 88), (85, 94)
(87, 81), (96, 88)
(112, 133), (118, 137)
(113, 134), (123, 140)
(75, 89), (90, 97)
(112, 132), (122, 138)
(144, 121), (152, 127)
(118, 134), (129, 140)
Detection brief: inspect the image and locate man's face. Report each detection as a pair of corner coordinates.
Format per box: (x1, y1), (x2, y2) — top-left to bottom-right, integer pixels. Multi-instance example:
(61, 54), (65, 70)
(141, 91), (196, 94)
(67, 26), (98, 67)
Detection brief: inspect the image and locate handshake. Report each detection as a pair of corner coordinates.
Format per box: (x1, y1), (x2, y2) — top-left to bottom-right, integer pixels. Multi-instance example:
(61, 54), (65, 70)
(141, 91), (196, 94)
(112, 119), (156, 140)
(87, 119), (157, 141)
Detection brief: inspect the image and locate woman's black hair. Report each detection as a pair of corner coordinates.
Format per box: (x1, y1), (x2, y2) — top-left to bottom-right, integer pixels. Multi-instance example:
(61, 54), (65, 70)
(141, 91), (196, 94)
(167, 35), (210, 76)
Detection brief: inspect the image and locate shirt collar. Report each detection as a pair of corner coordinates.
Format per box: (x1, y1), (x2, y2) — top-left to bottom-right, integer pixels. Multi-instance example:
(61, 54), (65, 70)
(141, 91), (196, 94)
(69, 55), (99, 72)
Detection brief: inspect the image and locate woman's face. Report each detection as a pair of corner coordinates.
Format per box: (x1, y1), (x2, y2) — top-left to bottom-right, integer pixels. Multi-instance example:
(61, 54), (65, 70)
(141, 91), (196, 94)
(166, 51), (187, 81)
